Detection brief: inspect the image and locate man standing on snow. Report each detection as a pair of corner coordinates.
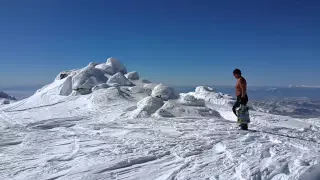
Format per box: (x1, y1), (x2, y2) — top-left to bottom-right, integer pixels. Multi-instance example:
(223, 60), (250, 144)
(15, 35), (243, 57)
(232, 69), (249, 129)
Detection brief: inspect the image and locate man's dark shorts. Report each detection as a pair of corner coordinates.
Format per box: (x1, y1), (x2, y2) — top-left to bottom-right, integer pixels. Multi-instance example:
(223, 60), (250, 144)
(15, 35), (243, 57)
(232, 94), (248, 116)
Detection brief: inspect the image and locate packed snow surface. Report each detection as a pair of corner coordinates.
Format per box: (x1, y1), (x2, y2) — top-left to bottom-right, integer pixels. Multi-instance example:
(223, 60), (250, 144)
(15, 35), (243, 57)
(1, 58), (320, 180)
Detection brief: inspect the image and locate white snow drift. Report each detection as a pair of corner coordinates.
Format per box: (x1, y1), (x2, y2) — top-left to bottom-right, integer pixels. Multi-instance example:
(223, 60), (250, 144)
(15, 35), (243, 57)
(0, 58), (319, 180)
(36, 58), (137, 96)
(72, 64), (108, 92)
(107, 72), (133, 86)
(182, 86), (236, 106)
(154, 98), (221, 118)
(95, 57), (127, 75)
(126, 96), (165, 119)
(125, 71), (140, 80)
(151, 84), (179, 101)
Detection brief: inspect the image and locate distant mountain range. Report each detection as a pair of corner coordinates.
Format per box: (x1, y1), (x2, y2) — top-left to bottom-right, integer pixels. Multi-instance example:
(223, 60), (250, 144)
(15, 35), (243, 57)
(288, 85), (320, 88)
(250, 98), (320, 118)
(0, 91), (17, 105)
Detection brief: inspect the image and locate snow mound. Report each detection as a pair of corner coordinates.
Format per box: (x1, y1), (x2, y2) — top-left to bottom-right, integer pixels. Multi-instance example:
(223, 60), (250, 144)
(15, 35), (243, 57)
(154, 99), (221, 118)
(129, 79), (153, 88)
(95, 57), (127, 75)
(92, 83), (110, 92)
(129, 86), (152, 95)
(55, 69), (78, 80)
(58, 76), (73, 96)
(125, 96), (164, 118)
(143, 83), (157, 90)
(184, 86), (235, 106)
(137, 96), (164, 113)
(36, 58), (130, 96)
(107, 72), (133, 86)
(35, 76), (74, 96)
(32, 58), (155, 97)
(89, 87), (132, 107)
(151, 84), (179, 101)
(179, 94), (205, 107)
(195, 86), (215, 93)
(125, 71), (139, 80)
(72, 64), (108, 94)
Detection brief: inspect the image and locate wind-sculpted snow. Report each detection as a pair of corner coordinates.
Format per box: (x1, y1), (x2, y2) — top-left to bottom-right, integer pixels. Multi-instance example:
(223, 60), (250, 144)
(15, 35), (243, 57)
(183, 86), (236, 106)
(71, 64), (108, 94)
(33, 58), (156, 98)
(137, 96), (164, 113)
(91, 83), (110, 92)
(179, 94), (206, 107)
(125, 96), (164, 119)
(1, 59), (320, 180)
(195, 86), (215, 93)
(154, 99), (221, 118)
(151, 84), (179, 101)
(143, 83), (158, 90)
(125, 71), (139, 80)
(89, 87), (133, 108)
(55, 69), (78, 80)
(95, 57), (127, 75)
(107, 72), (133, 86)
(128, 86), (152, 95)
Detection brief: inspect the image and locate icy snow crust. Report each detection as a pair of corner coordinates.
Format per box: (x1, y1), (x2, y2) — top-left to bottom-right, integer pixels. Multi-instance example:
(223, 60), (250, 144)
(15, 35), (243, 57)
(1, 58), (320, 180)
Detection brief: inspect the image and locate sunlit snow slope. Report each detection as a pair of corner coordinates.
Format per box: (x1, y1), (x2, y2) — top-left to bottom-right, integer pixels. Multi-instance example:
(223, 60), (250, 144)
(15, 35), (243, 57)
(1, 58), (320, 180)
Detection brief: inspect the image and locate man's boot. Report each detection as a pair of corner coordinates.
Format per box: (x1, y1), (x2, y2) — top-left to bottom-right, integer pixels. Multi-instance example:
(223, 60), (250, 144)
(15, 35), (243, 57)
(240, 123), (248, 130)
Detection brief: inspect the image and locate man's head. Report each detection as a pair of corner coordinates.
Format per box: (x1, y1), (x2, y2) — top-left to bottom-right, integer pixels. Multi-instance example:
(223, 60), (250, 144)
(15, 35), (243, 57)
(233, 68), (242, 79)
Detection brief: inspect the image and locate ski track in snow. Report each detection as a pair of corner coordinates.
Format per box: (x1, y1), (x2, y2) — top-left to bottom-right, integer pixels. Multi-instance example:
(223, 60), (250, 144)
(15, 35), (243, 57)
(1, 98), (319, 180)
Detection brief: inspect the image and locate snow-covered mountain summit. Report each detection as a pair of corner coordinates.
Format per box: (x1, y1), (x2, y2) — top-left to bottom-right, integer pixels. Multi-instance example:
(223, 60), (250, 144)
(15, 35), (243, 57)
(2, 57), (227, 121)
(1, 57), (320, 180)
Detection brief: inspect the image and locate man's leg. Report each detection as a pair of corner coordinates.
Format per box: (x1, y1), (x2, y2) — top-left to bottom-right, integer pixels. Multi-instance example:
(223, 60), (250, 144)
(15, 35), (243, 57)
(232, 97), (241, 116)
(243, 94), (248, 106)
(240, 94), (249, 130)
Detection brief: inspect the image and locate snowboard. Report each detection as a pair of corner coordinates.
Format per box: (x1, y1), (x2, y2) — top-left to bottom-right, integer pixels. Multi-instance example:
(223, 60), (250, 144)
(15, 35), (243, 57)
(236, 105), (250, 130)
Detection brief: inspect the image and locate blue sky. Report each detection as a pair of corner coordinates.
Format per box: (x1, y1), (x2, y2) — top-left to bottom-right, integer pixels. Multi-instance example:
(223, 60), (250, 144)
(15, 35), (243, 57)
(0, 0), (319, 87)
